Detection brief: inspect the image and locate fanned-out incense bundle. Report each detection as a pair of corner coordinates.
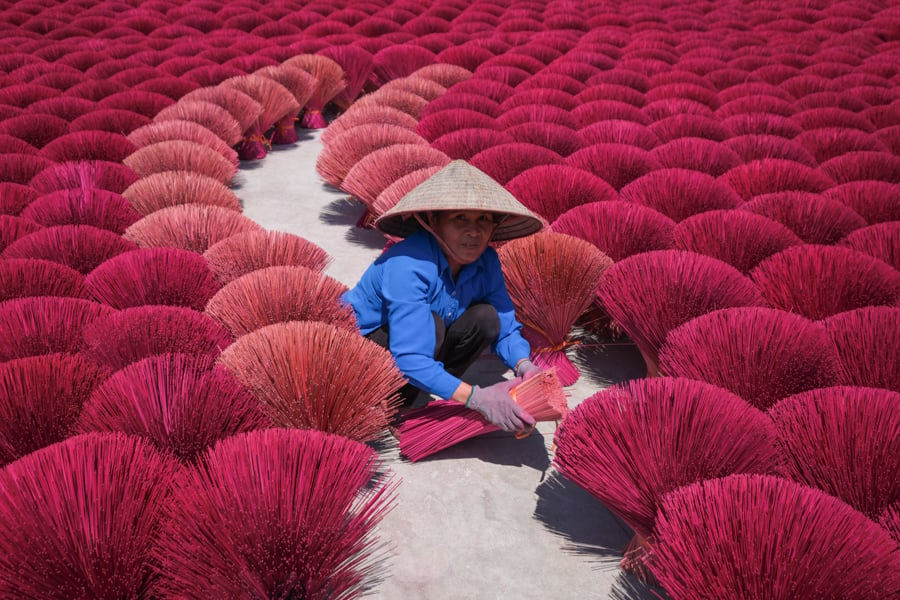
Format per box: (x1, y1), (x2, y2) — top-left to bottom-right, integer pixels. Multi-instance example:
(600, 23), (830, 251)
(398, 368), (569, 462)
(283, 54), (346, 129)
(499, 231), (612, 385)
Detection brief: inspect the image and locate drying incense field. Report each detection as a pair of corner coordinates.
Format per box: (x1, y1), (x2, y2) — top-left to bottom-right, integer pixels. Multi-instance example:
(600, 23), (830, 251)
(1, 0), (900, 598)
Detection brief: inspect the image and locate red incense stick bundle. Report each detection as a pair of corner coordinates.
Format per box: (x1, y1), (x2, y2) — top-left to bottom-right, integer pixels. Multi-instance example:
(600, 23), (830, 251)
(398, 368), (568, 462)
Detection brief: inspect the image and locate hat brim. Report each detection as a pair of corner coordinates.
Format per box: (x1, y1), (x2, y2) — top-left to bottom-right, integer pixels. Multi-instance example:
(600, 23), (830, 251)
(373, 160), (546, 241)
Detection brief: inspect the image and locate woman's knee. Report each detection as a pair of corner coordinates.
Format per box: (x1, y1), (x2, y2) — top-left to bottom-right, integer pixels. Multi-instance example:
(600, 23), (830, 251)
(468, 303), (500, 340)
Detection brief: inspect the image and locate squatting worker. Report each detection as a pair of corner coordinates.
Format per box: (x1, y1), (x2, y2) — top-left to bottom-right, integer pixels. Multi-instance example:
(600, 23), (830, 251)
(341, 160), (547, 433)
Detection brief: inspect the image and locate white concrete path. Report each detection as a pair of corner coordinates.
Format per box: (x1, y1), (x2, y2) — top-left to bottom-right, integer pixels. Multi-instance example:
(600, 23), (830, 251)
(234, 129), (657, 600)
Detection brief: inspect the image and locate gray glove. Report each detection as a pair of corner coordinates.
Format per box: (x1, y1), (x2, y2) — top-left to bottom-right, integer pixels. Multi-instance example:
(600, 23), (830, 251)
(515, 359), (542, 381)
(468, 379), (536, 433)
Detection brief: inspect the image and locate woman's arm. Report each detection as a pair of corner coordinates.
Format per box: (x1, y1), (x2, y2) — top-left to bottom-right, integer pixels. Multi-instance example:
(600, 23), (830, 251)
(448, 381), (473, 404)
(381, 253), (464, 400)
(480, 250), (532, 369)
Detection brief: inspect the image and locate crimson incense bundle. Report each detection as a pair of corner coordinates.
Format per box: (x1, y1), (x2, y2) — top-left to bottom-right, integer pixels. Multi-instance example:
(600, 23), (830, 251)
(77, 353), (270, 463)
(29, 159), (140, 195)
(469, 141), (563, 186)
(0, 215), (42, 254)
(398, 368), (568, 462)
(0, 353), (110, 466)
(40, 130), (137, 163)
(430, 127), (514, 161)
(150, 428), (396, 598)
(2, 224), (138, 275)
(0, 433), (180, 599)
(742, 191), (866, 245)
(840, 222), (900, 271)
(651, 136), (742, 177)
(0, 258), (89, 302)
(21, 188), (141, 234)
(86, 247), (221, 310)
(505, 164), (617, 224)
(770, 386), (900, 519)
(649, 474), (900, 598)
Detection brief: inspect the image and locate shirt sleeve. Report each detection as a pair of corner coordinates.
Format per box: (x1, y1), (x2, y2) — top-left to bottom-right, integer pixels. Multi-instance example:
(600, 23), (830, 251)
(480, 250), (532, 369)
(381, 253), (462, 400)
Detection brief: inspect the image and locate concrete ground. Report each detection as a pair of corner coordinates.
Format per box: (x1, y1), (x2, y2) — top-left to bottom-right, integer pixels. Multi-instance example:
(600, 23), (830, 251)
(233, 129), (659, 599)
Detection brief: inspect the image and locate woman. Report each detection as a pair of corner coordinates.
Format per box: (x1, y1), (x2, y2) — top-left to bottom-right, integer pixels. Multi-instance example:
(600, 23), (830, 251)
(342, 160), (546, 433)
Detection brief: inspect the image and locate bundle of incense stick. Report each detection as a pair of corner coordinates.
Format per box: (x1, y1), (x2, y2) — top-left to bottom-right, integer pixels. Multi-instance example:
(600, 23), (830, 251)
(398, 368), (569, 462)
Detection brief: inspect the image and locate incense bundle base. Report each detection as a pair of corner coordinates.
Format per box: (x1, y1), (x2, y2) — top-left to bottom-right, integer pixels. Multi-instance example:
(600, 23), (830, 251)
(619, 534), (659, 587)
(301, 110), (328, 129)
(271, 116), (299, 145)
(236, 129), (270, 161)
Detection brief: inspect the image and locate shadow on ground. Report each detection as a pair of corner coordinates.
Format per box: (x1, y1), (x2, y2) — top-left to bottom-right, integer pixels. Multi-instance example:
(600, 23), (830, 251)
(533, 472), (671, 599)
(409, 429), (553, 471)
(533, 470), (633, 560)
(570, 333), (647, 392)
(609, 571), (672, 600)
(319, 197), (387, 249)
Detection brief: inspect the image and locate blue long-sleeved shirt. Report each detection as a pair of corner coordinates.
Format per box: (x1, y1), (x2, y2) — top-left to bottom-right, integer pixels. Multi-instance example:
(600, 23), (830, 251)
(341, 229), (531, 399)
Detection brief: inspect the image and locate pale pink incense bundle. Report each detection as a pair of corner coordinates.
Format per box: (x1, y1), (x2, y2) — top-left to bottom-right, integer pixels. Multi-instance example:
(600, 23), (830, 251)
(510, 369), (569, 422)
(398, 368), (568, 462)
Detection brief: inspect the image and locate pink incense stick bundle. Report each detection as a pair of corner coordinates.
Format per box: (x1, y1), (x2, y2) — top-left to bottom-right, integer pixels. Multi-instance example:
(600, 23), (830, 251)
(123, 140), (237, 184)
(29, 160), (140, 195)
(412, 63), (473, 88)
(649, 474), (900, 599)
(0, 433), (180, 599)
(2, 224), (138, 275)
(398, 368), (568, 462)
(283, 54), (346, 129)
(40, 130), (137, 163)
(21, 188), (141, 235)
(882, 503), (900, 544)
(0, 258), (89, 302)
(0, 215), (42, 254)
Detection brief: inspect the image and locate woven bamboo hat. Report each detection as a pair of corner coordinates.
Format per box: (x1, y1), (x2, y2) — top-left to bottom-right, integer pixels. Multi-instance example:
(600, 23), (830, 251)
(374, 160), (546, 241)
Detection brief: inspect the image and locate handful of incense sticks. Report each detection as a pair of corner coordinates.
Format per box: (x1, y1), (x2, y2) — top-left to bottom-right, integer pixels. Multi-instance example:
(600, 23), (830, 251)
(397, 368), (569, 462)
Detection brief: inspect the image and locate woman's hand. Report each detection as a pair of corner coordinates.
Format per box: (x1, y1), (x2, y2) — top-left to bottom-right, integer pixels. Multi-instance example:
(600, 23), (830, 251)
(468, 380), (536, 432)
(515, 359), (542, 381)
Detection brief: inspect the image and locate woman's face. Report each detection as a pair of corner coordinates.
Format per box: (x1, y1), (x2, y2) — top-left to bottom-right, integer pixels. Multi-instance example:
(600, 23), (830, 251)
(430, 210), (498, 267)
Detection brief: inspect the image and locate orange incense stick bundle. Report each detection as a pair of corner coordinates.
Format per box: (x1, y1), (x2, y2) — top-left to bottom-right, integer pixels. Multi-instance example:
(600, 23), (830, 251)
(398, 368), (568, 462)
(510, 369), (569, 422)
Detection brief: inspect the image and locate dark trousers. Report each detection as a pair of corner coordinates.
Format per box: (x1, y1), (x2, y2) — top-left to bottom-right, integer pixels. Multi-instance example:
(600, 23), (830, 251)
(365, 303), (501, 405)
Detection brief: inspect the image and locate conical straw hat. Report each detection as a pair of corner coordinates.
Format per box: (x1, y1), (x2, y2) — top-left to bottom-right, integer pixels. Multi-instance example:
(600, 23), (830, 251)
(374, 160), (546, 241)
